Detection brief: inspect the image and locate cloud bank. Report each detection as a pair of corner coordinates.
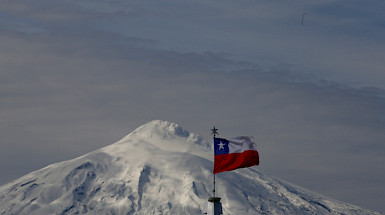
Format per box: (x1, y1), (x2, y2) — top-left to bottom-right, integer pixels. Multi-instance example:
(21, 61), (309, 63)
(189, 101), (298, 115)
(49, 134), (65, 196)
(1, 0), (385, 212)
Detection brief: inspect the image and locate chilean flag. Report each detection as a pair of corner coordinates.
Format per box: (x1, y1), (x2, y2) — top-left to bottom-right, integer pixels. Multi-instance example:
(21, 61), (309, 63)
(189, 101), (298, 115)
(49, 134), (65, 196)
(214, 136), (259, 174)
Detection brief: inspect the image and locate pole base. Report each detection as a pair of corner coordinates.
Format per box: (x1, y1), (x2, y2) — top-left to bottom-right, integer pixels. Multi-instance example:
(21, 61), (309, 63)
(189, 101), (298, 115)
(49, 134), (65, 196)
(208, 197), (221, 202)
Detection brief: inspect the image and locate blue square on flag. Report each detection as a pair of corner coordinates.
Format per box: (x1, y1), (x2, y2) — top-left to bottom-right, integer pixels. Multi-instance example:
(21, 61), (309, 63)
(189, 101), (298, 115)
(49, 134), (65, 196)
(214, 138), (229, 155)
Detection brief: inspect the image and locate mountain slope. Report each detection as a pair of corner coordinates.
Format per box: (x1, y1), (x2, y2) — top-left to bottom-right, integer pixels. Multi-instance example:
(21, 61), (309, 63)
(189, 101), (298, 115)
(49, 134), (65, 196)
(0, 120), (382, 215)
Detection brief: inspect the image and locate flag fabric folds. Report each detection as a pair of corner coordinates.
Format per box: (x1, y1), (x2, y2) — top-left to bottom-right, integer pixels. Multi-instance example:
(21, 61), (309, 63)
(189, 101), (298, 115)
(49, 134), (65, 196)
(213, 136), (259, 174)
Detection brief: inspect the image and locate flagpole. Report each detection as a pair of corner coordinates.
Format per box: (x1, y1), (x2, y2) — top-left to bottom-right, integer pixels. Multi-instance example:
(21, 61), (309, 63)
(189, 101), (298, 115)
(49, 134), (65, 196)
(205, 126), (224, 215)
(211, 126), (219, 198)
(213, 174), (215, 198)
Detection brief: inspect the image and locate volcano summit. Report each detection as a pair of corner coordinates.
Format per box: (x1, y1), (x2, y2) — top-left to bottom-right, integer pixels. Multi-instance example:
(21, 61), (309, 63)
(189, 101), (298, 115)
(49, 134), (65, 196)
(0, 120), (382, 215)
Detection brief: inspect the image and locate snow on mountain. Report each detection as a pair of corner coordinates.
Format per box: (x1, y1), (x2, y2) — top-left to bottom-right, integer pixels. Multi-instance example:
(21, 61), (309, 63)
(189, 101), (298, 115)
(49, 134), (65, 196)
(0, 120), (382, 215)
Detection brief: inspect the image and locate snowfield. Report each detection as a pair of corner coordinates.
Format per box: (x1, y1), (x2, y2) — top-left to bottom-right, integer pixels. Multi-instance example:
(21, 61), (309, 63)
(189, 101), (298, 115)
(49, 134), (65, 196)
(0, 120), (383, 215)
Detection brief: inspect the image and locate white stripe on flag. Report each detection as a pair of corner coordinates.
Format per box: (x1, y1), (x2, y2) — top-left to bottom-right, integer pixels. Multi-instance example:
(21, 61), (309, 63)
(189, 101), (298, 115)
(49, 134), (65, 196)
(227, 136), (257, 153)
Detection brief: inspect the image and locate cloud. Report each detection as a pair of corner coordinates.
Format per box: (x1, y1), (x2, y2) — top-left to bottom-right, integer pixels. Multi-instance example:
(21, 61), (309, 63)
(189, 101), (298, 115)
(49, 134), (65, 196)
(1, 0), (385, 212)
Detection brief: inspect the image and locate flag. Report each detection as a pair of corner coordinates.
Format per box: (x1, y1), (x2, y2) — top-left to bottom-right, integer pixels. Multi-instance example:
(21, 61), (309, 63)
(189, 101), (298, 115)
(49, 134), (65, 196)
(214, 136), (259, 174)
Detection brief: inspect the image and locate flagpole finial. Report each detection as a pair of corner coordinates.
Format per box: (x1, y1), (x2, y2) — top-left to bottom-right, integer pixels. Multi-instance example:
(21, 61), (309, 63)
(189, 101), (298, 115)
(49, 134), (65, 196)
(211, 126), (219, 138)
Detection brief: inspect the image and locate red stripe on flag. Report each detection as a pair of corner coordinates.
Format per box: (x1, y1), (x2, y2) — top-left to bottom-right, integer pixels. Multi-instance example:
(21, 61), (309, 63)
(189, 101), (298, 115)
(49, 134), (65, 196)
(214, 150), (259, 174)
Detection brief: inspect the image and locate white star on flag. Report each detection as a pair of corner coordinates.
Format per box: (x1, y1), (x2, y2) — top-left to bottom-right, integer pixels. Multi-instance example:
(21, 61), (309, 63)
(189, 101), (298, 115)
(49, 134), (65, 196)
(218, 142), (225, 150)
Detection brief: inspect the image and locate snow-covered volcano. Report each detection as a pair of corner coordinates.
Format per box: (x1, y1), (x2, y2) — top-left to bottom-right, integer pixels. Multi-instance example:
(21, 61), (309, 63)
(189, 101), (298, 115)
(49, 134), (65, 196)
(0, 120), (382, 215)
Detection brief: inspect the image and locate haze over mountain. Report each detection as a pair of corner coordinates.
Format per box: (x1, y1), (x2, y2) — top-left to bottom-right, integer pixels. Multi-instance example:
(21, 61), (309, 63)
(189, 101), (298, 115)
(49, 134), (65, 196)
(0, 121), (382, 215)
(2, 0), (385, 213)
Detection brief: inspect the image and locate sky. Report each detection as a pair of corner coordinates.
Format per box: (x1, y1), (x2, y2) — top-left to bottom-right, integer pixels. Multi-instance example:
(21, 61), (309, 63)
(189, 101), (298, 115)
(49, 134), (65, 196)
(1, 0), (385, 212)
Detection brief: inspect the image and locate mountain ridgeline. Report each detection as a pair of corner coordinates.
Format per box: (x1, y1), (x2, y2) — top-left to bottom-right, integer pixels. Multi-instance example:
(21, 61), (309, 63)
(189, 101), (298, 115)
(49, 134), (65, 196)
(0, 120), (382, 215)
